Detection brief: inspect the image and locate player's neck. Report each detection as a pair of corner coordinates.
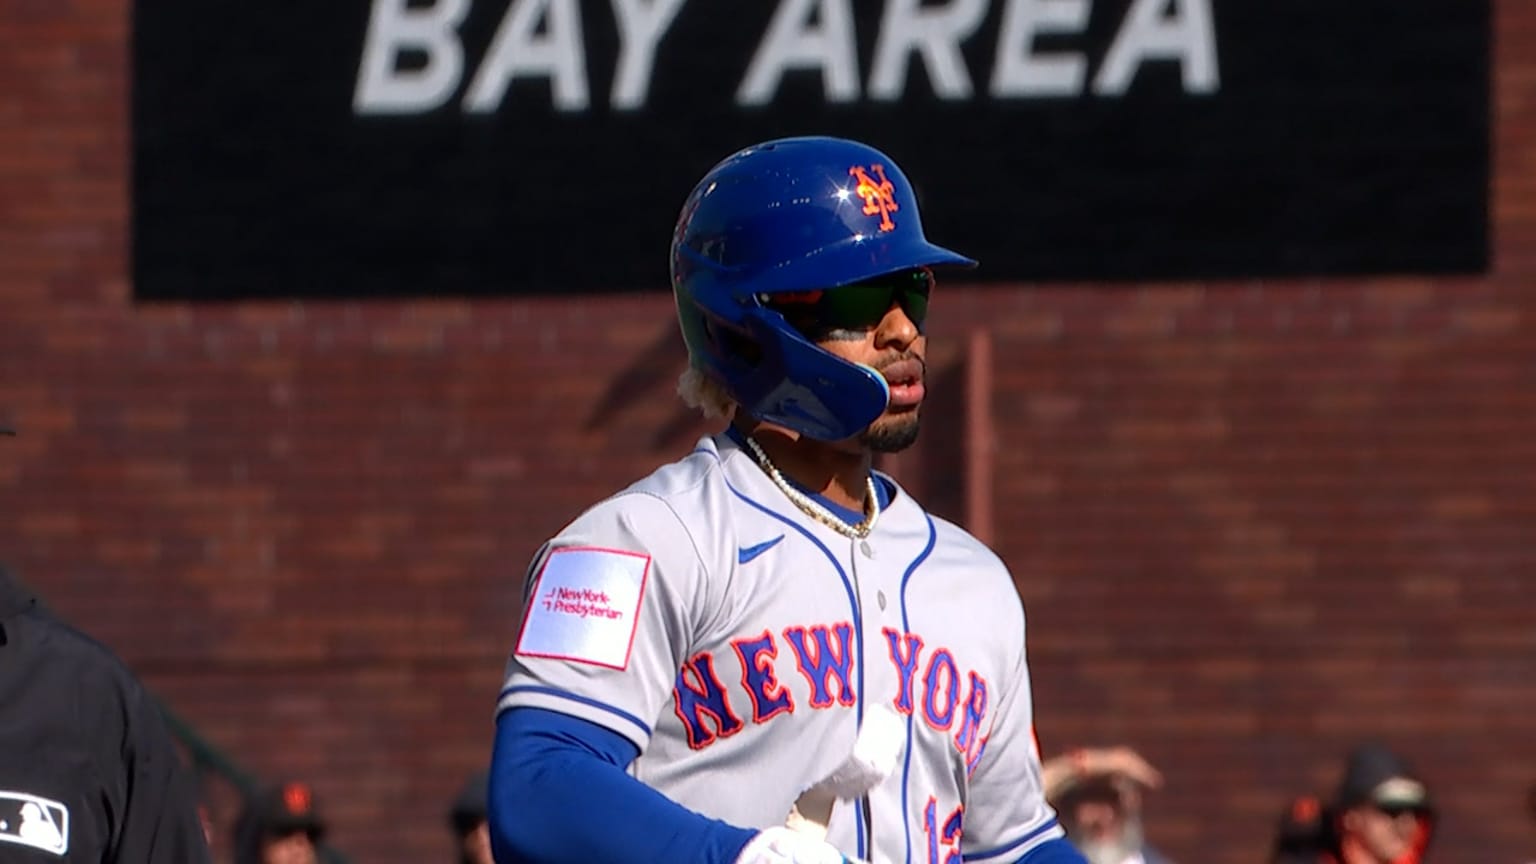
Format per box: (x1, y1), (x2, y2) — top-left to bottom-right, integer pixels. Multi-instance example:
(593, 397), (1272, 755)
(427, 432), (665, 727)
(736, 422), (872, 512)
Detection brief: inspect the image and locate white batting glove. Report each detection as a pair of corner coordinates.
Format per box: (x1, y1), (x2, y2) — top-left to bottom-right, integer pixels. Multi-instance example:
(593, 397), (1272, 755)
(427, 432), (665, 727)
(734, 826), (864, 864)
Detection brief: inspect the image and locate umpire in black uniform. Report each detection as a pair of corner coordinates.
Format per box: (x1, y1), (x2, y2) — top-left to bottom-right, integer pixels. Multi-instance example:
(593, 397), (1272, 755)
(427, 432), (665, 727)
(0, 422), (211, 862)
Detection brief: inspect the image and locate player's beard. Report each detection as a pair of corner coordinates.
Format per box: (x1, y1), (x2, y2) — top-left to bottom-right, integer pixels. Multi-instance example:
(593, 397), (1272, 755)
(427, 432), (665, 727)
(1076, 817), (1145, 864)
(862, 412), (920, 453)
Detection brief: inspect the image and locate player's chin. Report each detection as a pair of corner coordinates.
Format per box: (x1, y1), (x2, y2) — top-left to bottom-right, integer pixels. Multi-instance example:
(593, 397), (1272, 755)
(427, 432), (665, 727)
(864, 411), (920, 454)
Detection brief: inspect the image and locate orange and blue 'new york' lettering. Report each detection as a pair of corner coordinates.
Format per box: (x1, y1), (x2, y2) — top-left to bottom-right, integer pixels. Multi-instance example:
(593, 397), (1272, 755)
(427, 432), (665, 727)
(673, 651), (743, 749)
(954, 671), (989, 772)
(731, 629), (795, 723)
(921, 647), (960, 730)
(784, 623), (857, 708)
(883, 627), (924, 715)
(669, 624), (994, 763)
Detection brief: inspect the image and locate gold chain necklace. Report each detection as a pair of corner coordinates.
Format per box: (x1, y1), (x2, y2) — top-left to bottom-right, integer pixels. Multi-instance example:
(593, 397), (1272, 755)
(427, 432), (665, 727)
(743, 436), (881, 539)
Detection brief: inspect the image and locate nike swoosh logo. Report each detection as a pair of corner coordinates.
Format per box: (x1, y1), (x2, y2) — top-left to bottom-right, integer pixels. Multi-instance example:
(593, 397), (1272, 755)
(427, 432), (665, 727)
(738, 535), (785, 564)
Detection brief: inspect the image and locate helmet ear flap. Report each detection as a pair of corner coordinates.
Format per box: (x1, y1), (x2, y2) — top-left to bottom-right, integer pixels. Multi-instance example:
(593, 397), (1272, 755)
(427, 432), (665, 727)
(702, 315), (763, 369)
(734, 310), (889, 442)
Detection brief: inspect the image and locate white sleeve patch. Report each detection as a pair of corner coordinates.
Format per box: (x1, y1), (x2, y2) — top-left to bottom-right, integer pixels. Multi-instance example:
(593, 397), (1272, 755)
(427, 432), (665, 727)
(515, 546), (650, 670)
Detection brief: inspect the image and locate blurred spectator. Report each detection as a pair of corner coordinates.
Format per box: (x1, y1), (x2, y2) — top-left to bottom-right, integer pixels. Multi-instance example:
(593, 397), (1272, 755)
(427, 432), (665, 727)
(1044, 747), (1174, 864)
(233, 781), (327, 864)
(1326, 742), (1437, 864)
(448, 769), (493, 864)
(1269, 794), (1330, 864)
(1043, 747), (1165, 802)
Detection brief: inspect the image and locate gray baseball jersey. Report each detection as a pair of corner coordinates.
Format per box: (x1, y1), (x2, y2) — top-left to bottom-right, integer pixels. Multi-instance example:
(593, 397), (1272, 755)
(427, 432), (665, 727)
(500, 432), (1064, 863)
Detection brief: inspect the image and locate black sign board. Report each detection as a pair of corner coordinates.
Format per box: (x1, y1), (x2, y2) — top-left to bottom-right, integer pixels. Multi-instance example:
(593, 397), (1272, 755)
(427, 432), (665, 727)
(131, 0), (1490, 299)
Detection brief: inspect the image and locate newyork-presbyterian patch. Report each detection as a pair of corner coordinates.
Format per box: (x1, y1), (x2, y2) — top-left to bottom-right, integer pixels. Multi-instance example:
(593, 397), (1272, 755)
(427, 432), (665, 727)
(516, 547), (649, 670)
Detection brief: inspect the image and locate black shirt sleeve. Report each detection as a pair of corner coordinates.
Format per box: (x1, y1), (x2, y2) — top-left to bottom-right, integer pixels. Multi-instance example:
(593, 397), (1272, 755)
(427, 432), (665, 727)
(108, 684), (212, 864)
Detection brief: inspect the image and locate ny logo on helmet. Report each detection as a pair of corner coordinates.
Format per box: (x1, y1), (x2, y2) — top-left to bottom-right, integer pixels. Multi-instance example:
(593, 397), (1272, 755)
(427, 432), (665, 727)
(849, 165), (899, 232)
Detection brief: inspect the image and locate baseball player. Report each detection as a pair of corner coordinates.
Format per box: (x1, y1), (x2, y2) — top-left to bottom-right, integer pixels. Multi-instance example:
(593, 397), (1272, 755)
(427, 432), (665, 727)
(488, 137), (1085, 864)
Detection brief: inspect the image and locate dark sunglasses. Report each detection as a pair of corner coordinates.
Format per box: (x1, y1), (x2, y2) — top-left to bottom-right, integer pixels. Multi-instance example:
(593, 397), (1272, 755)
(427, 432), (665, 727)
(759, 269), (933, 334)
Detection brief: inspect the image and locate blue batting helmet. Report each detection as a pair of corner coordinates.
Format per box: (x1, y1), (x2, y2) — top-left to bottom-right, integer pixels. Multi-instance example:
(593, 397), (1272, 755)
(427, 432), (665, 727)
(671, 136), (977, 441)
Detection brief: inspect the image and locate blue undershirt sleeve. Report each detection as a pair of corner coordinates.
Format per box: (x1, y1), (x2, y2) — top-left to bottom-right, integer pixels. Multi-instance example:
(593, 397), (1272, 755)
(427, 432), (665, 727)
(488, 706), (759, 864)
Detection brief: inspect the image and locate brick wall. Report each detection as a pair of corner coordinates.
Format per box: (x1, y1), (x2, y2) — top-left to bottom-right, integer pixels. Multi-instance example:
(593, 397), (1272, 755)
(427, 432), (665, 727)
(2, 3), (1531, 863)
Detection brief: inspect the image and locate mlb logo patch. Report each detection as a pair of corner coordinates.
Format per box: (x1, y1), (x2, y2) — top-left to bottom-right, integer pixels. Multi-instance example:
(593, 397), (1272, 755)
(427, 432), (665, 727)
(0, 790), (69, 856)
(516, 546), (649, 670)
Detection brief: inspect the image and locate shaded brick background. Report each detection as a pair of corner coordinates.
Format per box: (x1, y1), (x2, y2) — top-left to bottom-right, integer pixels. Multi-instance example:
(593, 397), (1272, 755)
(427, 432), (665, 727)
(1, 2), (1530, 863)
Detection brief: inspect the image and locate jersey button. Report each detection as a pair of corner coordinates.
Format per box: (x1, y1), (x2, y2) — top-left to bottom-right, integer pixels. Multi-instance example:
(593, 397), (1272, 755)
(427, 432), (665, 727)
(860, 540), (874, 558)
(877, 590), (887, 610)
